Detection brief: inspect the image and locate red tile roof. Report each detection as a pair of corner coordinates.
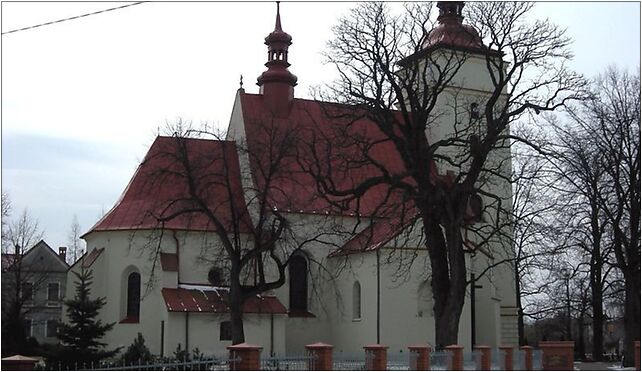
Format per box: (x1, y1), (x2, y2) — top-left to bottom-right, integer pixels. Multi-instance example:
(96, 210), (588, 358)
(161, 287), (287, 314)
(160, 253), (178, 272)
(240, 93), (419, 217)
(329, 213), (418, 257)
(88, 137), (252, 234)
(82, 247), (104, 268)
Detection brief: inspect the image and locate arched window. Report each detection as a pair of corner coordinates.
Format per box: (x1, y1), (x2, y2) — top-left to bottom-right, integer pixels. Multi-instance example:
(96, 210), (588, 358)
(289, 255), (308, 313)
(127, 272), (141, 319)
(352, 281), (361, 320)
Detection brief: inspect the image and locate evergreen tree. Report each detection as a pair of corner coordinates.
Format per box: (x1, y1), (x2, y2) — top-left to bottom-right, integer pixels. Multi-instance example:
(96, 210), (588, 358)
(54, 268), (119, 367)
(121, 333), (153, 365)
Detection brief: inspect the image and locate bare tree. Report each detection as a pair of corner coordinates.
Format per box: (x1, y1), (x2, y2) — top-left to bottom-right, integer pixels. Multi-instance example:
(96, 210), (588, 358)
(556, 67), (640, 366)
(67, 215), (84, 265)
(1, 208), (45, 356)
(135, 120), (344, 345)
(299, 2), (586, 347)
(1, 191), (10, 249)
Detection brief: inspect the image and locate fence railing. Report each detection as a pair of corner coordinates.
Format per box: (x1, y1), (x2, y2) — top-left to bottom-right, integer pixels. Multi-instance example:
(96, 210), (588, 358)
(31, 344), (555, 371)
(260, 355), (313, 371)
(430, 350), (453, 370)
(332, 353), (366, 371)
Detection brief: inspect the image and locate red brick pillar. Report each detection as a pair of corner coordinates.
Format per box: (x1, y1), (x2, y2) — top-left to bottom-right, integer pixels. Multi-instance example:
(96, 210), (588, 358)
(1, 355), (38, 371)
(520, 346), (534, 370)
(227, 343), (262, 371)
(634, 341), (640, 371)
(306, 342), (334, 371)
(364, 344), (388, 370)
(445, 345), (464, 371)
(499, 346), (514, 371)
(408, 344), (431, 371)
(539, 341), (574, 371)
(474, 345), (492, 371)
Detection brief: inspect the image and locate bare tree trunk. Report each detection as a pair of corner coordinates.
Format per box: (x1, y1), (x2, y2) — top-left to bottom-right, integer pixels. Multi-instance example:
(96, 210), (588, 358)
(590, 267), (604, 361)
(623, 269), (640, 367)
(229, 267), (246, 345)
(425, 214), (466, 349)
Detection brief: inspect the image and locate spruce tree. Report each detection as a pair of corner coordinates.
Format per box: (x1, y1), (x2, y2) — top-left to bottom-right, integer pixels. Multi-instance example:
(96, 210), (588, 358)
(55, 268), (119, 367)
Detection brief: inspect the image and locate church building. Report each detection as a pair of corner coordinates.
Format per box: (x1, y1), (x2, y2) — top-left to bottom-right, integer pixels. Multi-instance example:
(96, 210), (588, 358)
(66, 2), (518, 357)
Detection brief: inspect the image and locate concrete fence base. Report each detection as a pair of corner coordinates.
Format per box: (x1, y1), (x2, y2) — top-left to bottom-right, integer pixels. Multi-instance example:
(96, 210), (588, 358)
(539, 341), (574, 371)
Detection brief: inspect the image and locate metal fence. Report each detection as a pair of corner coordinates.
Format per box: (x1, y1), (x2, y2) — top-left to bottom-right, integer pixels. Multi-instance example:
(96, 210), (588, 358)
(386, 351), (413, 371)
(491, 349), (507, 370)
(332, 353), (367, 370)
(260, 355), (313, 371)
(462, 351), (482, 370)
(37, 356), (240, 371)
(430, 350), (453, 370)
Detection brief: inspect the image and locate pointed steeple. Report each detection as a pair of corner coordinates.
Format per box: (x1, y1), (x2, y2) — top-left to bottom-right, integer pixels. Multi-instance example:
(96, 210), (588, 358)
(257, 2), (297, 117)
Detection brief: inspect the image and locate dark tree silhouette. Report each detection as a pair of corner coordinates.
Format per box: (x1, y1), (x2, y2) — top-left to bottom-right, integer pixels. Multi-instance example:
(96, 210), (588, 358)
(299, 2), (586, 347)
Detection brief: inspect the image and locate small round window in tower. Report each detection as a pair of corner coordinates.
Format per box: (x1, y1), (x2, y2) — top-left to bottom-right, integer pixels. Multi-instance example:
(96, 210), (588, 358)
(208, 267), (223, 286)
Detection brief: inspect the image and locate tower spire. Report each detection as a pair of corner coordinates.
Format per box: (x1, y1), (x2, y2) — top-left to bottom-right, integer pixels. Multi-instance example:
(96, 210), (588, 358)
(275, 1), (282, 31)
(257, 2), (297, 117)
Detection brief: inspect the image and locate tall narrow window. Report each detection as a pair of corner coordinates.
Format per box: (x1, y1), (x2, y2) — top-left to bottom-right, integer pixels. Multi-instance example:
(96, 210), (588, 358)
(289, 255), (308, 313)
(127, 272), (141, 320)
(48, 282), (60, 301)
(352, 281), (361, 320)
(417, 281), (432, 317)
(23, 282), (34, 301)
(24, 318), (32, 337)
(46, 319), (58, 338)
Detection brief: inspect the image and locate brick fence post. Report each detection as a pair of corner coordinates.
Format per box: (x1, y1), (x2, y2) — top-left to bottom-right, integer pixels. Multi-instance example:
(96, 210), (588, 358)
(227, 343), (262, 371)
(539, 341), (574, 370)
(474, 345), (491, 371)
(499, 346), (514, 371)
(635, 341), (640, 371)
(1, 355), (39, 371)
(364, 344), (388, 370)
(306, 342), (334, 371)
(520, 346), (534, 370)
(408, 344), (431, 371)
(444, 345), (464, 371)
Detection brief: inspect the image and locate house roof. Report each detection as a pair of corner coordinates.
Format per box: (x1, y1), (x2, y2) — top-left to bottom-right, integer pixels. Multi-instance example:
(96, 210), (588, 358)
(2, 240), (69, 272)
(87, 136), (252, 234)
(161, 287), (287, 314)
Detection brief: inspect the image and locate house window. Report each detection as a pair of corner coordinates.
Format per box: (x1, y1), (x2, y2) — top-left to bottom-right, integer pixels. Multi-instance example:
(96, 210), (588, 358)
(23, 282), (34, 301)
(352, 281), (361, 320)
(289, 255), (308, 312)
(220, 321), (232, 341)
(48, 282), (60, 301)
(24, 318), (32, 337)
(126, 272), (141, 320)
(46, 319), (58, 338)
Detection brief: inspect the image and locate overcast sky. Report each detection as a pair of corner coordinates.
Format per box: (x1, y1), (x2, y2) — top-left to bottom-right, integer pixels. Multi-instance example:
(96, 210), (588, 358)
(1, 2), (640, 254)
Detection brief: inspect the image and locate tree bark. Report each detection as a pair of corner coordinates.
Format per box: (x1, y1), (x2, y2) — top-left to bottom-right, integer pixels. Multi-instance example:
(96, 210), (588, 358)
(229, 266), (246, 345)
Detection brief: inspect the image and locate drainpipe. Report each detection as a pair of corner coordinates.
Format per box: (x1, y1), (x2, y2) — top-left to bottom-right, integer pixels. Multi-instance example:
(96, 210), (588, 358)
(376, 248), (381, 344)
(161, 320), (165, 357)
(185, 312), (190, 359)
(270, 313), (274, 356)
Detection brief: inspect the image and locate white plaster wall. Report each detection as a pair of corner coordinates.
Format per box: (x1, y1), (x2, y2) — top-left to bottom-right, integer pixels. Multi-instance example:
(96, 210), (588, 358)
(164, 312), (286, 357)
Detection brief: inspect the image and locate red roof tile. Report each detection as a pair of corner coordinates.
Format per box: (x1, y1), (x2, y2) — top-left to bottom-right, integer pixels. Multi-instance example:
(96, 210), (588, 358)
(82, 247), (104, 268)
(88, 137), (252, 234)
(329, 213), (418, 257)
(240, 93), (420, 217)
(161, 287), (287, 314)
(160, 253), (178, 272)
